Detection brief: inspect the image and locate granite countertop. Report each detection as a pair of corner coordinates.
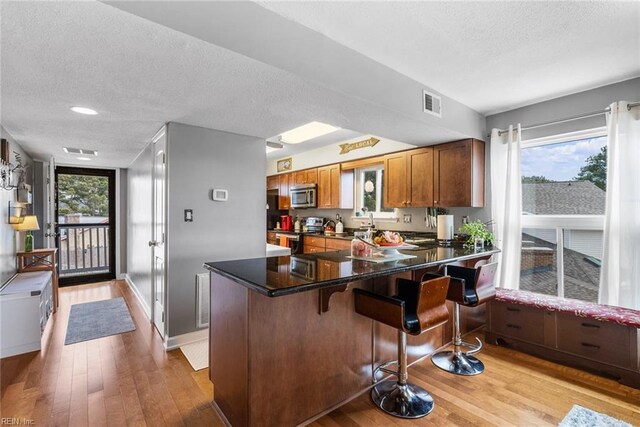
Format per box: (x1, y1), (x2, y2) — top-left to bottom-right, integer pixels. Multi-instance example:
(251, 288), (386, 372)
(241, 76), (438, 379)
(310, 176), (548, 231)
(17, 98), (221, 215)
(204, 245), (499, 297)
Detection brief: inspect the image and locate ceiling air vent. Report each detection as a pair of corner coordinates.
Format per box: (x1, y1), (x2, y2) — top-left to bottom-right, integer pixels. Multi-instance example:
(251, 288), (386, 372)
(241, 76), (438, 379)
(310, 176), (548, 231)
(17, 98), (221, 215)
(63, 147), (98, 156)
(423, 90), (442, 118)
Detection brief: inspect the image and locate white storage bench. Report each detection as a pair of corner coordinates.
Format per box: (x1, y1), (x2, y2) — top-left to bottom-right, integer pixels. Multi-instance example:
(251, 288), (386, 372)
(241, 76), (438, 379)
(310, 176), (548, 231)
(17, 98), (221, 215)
(0, 271), (53, 357)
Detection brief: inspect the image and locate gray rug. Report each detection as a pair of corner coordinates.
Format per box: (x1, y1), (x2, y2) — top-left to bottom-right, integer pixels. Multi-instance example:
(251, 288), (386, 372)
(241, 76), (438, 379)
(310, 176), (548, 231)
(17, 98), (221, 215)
(559, 405), (631, 427)
(65, 297), (136, 345)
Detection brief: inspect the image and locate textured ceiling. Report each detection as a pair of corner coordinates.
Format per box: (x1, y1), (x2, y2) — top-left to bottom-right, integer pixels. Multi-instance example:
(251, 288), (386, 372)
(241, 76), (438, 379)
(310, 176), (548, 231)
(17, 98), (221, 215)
(2, 1), (638, 168)
(258, 1), (640, 115)
(0, 1), (465, 167)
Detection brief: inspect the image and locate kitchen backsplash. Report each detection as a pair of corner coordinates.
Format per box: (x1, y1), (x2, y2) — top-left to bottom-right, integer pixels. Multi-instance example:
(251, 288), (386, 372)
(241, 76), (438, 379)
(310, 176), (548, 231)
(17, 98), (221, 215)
(287, 207), (491, 234)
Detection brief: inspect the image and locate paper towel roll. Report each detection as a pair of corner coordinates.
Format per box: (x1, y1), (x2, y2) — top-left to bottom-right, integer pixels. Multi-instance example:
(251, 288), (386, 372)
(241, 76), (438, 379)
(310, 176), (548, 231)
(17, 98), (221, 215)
(437, 215), (454, 241)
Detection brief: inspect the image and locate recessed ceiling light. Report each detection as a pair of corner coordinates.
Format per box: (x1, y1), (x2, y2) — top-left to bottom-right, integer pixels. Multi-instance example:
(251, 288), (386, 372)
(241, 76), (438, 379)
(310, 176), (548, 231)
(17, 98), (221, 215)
(76, 157), (92, 161)
(70, 106), (98, 115)
(64, 147), (98, 156)
(279, 121), (340, 144)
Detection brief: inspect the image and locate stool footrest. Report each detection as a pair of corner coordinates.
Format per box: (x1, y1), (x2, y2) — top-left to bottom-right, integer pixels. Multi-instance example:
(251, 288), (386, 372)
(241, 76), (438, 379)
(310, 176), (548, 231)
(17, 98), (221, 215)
(373, 360), (399, 383)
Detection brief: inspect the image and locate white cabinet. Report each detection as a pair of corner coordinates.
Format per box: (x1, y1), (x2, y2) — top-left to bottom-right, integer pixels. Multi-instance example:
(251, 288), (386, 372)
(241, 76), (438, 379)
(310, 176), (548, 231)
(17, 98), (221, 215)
(0, 271), (53, 357)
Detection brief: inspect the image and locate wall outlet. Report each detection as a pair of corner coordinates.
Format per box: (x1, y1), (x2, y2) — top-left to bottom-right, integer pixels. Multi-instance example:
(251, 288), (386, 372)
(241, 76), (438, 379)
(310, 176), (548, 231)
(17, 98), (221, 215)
(403, 214), (412, 223)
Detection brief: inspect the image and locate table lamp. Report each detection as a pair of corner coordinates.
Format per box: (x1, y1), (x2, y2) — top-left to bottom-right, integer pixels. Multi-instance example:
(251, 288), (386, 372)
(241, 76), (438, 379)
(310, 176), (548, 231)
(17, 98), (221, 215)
(16, 215), (40, 252)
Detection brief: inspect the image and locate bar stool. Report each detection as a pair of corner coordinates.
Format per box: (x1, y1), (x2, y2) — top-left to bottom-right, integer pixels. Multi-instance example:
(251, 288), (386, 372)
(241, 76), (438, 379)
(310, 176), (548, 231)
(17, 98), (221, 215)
(353, 275), (450, 419)
(431, 262), (498, 376)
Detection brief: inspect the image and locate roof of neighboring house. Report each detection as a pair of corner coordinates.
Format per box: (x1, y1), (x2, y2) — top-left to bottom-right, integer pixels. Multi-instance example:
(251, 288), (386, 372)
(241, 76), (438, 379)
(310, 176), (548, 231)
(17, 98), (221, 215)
(520, 233), (600, 303)
(522, 181), (605, 215)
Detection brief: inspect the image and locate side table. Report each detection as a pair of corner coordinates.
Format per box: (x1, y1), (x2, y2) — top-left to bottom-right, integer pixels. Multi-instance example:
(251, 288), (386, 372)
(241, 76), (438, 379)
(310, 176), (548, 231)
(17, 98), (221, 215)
(16, 248), (58, 313)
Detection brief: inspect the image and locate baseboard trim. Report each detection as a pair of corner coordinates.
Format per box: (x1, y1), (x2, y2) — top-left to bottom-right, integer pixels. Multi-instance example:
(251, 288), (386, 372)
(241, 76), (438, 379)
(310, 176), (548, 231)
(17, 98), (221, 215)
(165, 329), (208, 350)
(124, 274), (152, 320)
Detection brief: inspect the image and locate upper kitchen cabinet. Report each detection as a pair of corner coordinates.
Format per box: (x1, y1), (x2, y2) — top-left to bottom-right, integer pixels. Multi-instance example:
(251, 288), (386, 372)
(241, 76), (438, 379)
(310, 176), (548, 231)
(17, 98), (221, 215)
(384, 147), (434, 208)
(267, 175), (279, 191)
(383, 151), (407, 208)
(433, 139), (485, 207)
(317, 164), (353, 209)
(406, 147), (434, 207)
(279, 173), (293, 210)
(293, 168), (318, 186)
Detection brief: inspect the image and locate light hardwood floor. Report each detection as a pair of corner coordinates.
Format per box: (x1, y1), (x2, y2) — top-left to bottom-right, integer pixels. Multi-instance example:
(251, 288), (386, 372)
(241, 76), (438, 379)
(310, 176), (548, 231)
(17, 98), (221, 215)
(1, 280), (639, 426)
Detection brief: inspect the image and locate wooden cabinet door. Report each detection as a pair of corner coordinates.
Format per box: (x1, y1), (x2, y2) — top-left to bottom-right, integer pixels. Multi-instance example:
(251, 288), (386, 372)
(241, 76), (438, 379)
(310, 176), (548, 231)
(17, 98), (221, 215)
(433, 139), (484, 207)
(406, 147), (434, 207)
(294, 171), (306, 186)
(317, 164), (340, 209)
(267, 176), (279, 191)
(306, 168), (318, 185)
(279, 173), (291, 210)
(383, 152), (407, 208)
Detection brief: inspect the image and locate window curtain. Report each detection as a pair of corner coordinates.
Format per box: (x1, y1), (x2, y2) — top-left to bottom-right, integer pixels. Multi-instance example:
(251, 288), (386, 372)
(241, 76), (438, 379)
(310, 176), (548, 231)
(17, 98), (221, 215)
(490, 124), (523, 289)
(599, 101), (640, 310)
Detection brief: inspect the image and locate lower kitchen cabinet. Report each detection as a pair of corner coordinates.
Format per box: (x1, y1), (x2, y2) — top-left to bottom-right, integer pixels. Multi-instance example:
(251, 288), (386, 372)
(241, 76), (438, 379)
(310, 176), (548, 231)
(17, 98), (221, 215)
(486, 299), (640, 387)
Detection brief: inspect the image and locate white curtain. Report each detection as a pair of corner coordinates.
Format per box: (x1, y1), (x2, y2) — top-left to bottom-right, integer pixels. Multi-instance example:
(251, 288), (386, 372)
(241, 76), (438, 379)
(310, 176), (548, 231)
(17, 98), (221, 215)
(599, 101), (640, 310)
(490, 125), (523, 289)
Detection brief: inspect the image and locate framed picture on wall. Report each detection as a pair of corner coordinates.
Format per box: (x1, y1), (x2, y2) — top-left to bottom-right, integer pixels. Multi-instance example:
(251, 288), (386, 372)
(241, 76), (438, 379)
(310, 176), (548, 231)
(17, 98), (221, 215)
(277, 157), (292, 172)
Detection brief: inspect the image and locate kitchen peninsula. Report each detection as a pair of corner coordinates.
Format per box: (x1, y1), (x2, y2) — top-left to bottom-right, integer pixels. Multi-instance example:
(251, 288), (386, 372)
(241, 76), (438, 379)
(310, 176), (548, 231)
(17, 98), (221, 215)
(204, 245), (499, 426)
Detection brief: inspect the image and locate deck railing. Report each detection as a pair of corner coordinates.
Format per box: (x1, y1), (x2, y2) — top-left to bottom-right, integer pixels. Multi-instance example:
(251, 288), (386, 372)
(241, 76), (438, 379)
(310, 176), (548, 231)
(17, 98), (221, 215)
(58, 224), (110, 277)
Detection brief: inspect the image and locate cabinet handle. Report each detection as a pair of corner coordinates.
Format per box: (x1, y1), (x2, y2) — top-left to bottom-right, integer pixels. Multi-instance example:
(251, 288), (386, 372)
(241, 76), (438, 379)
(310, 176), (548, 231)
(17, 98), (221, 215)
(506, 324), (521, 330)
(581, 342), (600, 349)
(581, 323), (600, 329)
(506, 307), (521, 312)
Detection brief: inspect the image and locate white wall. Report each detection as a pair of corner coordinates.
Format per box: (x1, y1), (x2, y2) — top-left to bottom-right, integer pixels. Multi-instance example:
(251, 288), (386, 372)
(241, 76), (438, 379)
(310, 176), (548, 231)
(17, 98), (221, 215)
(0, 126), (33, 285)
(166, 123), (265, 338)
(126, 142), (154, 315)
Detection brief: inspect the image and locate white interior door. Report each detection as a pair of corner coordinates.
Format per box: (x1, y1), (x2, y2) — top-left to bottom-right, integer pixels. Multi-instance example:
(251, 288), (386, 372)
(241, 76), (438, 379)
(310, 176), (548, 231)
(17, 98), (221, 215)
(151, 129), (167, 337)
(45, 156), (56, 248)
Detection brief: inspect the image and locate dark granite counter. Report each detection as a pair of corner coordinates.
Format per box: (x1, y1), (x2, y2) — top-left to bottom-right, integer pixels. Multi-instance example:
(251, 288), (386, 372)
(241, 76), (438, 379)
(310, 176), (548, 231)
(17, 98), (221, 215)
(204, 245), (499, 297)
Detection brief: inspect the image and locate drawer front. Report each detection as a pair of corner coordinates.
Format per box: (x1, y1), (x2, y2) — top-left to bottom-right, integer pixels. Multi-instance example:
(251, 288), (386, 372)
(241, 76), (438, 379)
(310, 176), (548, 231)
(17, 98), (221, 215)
(303, 236), (326, 249)
(490, 302), (545, 344)
(557, 314), (630, 367)
(304, 245), (325, 254)
(325, 238), (351, 251)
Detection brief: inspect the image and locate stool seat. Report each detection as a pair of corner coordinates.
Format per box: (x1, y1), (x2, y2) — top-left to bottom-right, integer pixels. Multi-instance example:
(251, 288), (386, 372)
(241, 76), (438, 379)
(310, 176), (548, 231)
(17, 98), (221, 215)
(431, 262), (498, 376)
(354, 275), (450, 419)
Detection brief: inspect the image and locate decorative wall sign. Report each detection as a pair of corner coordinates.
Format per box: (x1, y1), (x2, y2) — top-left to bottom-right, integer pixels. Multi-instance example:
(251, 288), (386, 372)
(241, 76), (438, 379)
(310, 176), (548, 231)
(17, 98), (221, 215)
(339, 137), (380, 155)
(277, 157), (293, 172)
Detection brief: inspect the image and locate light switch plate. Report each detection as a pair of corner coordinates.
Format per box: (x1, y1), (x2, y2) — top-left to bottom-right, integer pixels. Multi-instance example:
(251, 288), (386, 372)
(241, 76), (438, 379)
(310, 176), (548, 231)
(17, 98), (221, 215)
(184, 209), (193, 222)
(211, 189), (228, 201)
(404, 214), (412, 223)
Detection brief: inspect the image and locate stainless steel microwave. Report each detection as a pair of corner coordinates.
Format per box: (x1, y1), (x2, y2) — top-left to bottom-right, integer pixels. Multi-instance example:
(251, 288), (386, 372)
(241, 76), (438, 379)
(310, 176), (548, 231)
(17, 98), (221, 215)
(290, 184), (317, 209)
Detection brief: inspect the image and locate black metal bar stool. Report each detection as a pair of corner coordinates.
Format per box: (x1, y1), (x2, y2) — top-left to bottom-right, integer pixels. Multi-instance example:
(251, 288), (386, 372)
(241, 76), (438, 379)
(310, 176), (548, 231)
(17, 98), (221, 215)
(353, 275), (450, 419)
(431, 262), (498, 376)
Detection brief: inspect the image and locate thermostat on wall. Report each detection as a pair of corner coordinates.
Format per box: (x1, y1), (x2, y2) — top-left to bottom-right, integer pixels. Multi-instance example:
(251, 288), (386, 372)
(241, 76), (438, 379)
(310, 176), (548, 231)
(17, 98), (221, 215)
(211, 189), (228, 201)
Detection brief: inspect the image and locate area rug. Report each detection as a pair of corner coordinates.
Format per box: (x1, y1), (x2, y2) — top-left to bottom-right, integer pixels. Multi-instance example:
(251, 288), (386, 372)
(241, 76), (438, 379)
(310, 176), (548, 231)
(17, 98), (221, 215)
(65, 297), (136, 345)
(559, 404), (632, 427)
(180, 339), (209, 371)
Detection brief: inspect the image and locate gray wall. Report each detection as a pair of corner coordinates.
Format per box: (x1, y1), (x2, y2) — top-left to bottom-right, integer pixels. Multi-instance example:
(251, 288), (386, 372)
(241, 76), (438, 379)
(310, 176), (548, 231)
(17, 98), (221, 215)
(166, 122), (266, 338)
(486, 77), (640, 139)
(126, 143), (154, 314)
(0, 126), (33, 285)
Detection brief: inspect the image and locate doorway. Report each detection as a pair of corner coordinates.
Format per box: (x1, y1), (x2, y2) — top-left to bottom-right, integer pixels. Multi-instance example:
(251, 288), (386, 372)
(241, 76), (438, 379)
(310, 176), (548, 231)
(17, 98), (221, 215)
(55, 167), (116, 286)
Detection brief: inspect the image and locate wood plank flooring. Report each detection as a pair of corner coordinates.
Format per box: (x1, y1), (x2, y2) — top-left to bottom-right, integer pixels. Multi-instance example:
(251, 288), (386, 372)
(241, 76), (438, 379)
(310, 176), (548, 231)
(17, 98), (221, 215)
(2, 280), (639, 426)
(1, 280), (220, 426)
